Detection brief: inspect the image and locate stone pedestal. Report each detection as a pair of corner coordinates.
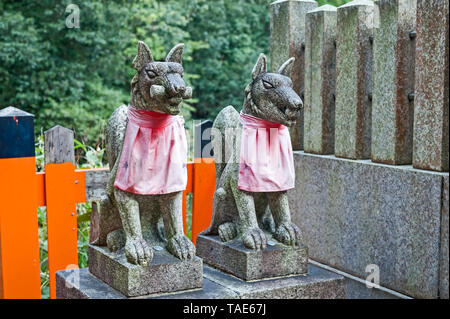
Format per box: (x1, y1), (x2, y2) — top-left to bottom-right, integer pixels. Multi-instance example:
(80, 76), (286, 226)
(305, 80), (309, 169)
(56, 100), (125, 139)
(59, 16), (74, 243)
(196, 235), (308, 281)
(56, 264), (345, 299)
(88, 245), (203, 297)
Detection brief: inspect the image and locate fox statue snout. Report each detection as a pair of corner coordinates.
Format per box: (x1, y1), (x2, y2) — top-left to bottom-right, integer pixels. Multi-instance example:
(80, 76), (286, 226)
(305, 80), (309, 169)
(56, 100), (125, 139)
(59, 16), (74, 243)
(246, 54), (303, 127)
(131, 41), (192, 115)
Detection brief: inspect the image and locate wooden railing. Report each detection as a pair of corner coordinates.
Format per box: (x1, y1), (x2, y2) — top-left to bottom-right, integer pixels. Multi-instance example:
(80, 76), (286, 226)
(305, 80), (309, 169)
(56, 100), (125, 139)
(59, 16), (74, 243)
(0, 111), (215, 299)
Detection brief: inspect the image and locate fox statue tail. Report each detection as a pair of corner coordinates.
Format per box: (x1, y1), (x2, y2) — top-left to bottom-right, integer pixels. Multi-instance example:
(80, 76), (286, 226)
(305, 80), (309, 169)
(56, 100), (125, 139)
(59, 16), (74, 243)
(211, 105), (240, 183)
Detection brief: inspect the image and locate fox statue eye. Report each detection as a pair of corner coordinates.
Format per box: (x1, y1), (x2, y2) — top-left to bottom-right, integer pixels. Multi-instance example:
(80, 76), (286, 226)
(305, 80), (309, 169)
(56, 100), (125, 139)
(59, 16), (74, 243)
(146, 70), (157, 78)
(262, 80), (274, 89)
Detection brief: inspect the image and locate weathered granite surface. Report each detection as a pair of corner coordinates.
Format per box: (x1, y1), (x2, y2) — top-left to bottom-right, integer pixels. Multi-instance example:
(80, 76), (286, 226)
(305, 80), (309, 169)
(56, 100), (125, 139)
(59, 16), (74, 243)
(309, 260), (408, 299)
(440, 175), (449, 299)
(344, 278), (402, 299)
(287, 151), (447, 298)
(196, 234), (308, 281)
(88, 245), (203, 297)
(304, 5), (337, 155)
(335, 0), (374, 159)
(270, 0), (318, 150)
(372, 0), (416, 165)
(203, 264), (344, 299)
(413, 0), (449, 172)
(56, 264), (345, 299)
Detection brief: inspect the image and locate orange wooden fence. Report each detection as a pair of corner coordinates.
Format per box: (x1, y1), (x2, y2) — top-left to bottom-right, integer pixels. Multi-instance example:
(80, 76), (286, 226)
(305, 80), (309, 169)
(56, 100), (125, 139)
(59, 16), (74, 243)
(0, 115), (215, 299)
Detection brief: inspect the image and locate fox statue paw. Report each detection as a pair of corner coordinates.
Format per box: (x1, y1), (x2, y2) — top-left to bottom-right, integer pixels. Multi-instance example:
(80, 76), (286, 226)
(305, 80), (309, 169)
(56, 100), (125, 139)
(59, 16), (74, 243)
(242, 228), (267, 251)
(124, 237), (153, 266)
(274, 222), (302, 247)
(167, 235), (196, 260)
(218, 222), (238, 242)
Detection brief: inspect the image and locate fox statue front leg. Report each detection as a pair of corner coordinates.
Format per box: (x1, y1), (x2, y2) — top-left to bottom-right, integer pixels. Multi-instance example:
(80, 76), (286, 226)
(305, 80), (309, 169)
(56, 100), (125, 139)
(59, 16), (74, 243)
(158, 191), (195, 260)
(113, 188), (153, 266)
(267, 191), (302, 246)
(230, 185), (268, 251)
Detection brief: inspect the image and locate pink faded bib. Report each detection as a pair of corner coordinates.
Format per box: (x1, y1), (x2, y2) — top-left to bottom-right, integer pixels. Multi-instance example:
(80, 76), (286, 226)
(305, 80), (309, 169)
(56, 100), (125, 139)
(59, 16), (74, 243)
(114, 107), (187, 195)
(238, 112), (295, 192)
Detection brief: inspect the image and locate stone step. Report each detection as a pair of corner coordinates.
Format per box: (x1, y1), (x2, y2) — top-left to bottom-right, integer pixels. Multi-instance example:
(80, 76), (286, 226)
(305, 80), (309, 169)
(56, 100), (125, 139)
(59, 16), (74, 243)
(56, 264), (345, 299)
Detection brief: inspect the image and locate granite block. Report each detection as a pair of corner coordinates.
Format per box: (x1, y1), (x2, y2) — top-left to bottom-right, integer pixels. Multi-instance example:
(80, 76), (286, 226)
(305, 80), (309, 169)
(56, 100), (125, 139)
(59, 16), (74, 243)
(56, 264), (345, 299)
(270, 0), (318, 150)
(343, 277), (402, 299)
(288, 151), (446, 298)
(440, 175), (449, 299)
(412, 0), (449, 172)
(304, 5), (337, 154)
(203, 264), (344, 299)
(56, 267), (237, 299)
(372, 0), (416, 164)
(88, 245), (203, 297)
(335, 0), (374, 159)
(196, 234), (308, 281)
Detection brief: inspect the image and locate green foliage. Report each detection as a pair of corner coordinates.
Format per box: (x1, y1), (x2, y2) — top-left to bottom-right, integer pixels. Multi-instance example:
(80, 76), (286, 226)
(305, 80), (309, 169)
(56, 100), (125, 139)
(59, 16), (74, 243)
(318, 0), (351, 7)
(0, 0), (200, 146)
(183, 0), (272, 119)
(1, 0), (352, 143)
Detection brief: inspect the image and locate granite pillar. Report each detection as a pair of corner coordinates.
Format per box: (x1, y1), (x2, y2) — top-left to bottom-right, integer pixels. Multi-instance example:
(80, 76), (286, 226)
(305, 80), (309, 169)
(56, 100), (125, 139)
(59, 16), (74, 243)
(372, 0), (417, 164)
(412, 0), (449, 172)
(304, 5), (337, 154)
(335, 0), (375, 159)
(270, 0), (318, 150)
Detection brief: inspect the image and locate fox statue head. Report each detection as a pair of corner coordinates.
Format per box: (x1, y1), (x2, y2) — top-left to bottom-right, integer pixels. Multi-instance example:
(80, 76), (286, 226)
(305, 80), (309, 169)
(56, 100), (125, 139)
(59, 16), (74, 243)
(130, 41), (192, 114)
(243, 54), (303, 127)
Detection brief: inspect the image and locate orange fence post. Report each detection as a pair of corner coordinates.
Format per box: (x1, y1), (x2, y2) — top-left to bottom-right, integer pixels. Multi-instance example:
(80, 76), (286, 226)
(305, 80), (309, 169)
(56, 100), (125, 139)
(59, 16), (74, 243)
(191, 120), (216, 245)
(182, 163), (194, 234)
(0, 107), (41, 299)
(191, 159), (216, 245)
(44, 126), (79, 299)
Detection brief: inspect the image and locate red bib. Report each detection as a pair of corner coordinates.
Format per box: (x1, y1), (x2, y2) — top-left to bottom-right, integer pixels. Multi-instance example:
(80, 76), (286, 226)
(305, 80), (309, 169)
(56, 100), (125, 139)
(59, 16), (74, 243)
(238, 112), (295, 192)
(114, 107), (187, 194)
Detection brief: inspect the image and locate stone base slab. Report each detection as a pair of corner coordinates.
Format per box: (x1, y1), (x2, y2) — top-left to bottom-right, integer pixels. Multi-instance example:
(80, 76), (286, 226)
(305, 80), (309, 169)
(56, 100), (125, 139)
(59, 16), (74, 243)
(56, 264), (345, 299)
(196, 234), (308, 281)
(88, 244), (203, 297)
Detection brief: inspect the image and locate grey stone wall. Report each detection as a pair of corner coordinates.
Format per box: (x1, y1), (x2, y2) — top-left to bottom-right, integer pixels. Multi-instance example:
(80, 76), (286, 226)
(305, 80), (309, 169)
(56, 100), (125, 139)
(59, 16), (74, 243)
(440, 176), (449, 299)
(288, 152), (448, 298)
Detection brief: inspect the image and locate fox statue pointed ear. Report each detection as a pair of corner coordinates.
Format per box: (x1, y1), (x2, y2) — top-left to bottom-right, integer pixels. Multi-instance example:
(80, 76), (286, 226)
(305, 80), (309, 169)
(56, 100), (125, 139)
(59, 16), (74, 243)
(278, 57), (295, 77)
(132, 41), (154, 71)
(252, 53), (267, 80)
(166, 43), (184, 64)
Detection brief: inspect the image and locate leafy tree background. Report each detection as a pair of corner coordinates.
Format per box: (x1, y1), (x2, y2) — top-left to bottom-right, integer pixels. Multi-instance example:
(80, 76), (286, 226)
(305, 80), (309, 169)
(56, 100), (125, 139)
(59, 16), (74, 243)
(0, 0), (350, 146)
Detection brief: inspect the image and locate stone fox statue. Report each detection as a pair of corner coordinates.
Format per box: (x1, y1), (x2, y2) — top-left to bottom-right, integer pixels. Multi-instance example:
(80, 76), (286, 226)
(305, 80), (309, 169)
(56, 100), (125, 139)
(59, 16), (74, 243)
(96, 41), (194, 266)
(202, 54), (303, 251)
